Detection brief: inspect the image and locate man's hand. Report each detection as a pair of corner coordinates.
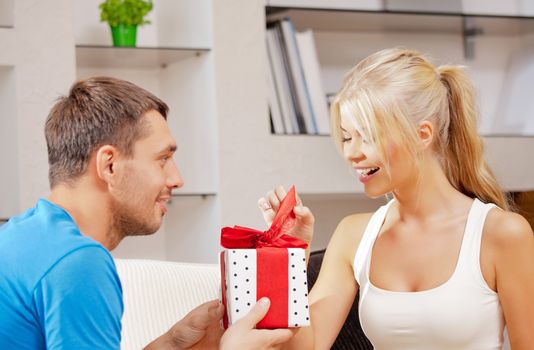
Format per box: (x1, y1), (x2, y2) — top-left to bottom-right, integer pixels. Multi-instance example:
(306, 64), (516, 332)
(221, 297), (294, 350)
(144, 300), (224, 350)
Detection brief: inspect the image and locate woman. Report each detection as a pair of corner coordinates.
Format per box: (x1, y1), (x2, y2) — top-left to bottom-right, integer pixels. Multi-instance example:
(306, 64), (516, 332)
(259, 48), (534, 349)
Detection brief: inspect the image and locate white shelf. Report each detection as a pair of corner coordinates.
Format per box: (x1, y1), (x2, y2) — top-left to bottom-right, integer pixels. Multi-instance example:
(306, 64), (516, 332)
(171, 192), (217, 199)
(75, 45), (210, 69)
(267, 7), (534, 36)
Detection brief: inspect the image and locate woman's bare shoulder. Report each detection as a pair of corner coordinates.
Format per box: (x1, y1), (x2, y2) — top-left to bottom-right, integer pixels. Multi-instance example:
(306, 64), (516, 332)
(328, 212), (376, 262)
(484, 209), (533, 244)
(483, 208), (534, 261)
(336, 212), (375, 236)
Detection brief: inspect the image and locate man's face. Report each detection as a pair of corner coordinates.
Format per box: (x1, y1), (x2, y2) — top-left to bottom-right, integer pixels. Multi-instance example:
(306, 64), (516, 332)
(110, 110), (183, 237)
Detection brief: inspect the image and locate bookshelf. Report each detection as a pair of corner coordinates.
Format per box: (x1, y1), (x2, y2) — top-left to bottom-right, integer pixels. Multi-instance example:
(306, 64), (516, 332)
(265, 4), (534, 137)
(253, 2), (534, 252)
(207, 0), (385, 258)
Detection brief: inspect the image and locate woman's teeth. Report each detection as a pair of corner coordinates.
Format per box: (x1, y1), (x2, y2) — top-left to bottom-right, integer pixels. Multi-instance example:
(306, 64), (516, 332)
(357, 167), (379, 176)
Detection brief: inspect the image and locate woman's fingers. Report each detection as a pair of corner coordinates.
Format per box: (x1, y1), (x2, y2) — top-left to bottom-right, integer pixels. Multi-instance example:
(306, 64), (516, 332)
(274, 186), (287, 202)
(258, 197), (275, 226)
(266, 189), (281, 211)
(258, 186), (314, 243)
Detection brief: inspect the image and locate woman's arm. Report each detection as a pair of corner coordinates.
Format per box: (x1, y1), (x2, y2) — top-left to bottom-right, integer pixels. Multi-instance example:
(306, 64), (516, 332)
(486, 210), (534, 350)
(285, 213), (373, 350)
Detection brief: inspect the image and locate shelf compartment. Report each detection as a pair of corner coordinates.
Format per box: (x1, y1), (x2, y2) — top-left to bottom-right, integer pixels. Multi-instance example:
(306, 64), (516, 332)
(76, 45), (210, 69)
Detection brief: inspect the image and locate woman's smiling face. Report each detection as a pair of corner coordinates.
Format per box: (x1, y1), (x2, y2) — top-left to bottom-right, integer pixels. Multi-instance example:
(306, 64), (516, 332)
(340, 111), (418, 199)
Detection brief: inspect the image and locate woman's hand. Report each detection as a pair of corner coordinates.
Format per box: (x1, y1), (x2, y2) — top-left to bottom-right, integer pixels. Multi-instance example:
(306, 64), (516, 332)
(257, 185), (314, 246)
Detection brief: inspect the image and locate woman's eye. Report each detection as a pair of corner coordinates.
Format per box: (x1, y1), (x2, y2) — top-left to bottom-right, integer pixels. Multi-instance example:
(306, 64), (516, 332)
(341, 136), (351, 143)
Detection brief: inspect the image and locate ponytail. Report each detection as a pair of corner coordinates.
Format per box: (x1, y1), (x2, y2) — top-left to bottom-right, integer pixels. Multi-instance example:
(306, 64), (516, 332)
(438, 66), (510, 210)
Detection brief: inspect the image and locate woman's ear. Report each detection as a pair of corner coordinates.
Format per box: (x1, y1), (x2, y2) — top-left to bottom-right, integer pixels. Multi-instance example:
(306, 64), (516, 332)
(95, 145), (118, 185)
(418, 120), (434, 149)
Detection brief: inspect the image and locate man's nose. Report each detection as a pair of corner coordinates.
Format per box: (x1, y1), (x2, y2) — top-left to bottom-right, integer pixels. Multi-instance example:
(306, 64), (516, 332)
(167, 160), (184, 189)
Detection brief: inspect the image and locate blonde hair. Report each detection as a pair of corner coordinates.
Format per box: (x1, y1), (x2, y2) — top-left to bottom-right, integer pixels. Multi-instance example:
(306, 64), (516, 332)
(331, 48), (509, 210)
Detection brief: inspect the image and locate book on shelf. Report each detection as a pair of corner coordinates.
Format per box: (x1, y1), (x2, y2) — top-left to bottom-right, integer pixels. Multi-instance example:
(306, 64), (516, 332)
(266, 25), (299, 134)
(265, 18), (330, 135)
(273, 21), (307, 133)
(295, 29), (330, 135)
(280, 19), (316, 134)
(265, 35), (286, 134)
(267, 28), (292, 133)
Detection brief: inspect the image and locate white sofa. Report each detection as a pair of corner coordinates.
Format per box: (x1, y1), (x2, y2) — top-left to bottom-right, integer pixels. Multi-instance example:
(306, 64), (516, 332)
(114, 259), (220, 350)
(115, 258), (511, 350)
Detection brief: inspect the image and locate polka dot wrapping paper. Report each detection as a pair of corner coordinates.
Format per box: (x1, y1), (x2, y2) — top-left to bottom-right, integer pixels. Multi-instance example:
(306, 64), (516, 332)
(219, 186), (310, 329)
(220, 247), (310, 329)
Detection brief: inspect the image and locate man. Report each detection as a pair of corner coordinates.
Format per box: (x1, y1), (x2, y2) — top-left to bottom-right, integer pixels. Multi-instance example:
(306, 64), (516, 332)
(0, 77), (293, 349)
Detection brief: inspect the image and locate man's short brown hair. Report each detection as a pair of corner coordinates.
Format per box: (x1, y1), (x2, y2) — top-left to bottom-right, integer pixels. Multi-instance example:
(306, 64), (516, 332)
(45, 76), (169, 188)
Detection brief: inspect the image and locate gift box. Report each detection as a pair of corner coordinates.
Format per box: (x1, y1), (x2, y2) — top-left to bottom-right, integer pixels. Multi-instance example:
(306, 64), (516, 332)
(219, 186), (310, 329)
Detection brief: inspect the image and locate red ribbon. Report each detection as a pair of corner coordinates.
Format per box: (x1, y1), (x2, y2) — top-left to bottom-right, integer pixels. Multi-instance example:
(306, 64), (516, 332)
(256, 247), (289, 328)
(220, 186), (308, 249)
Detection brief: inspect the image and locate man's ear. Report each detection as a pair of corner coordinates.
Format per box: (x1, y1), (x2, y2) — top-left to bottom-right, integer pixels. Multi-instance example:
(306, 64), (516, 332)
(418, 120), (434, 149)
(95, 145), (119, 185)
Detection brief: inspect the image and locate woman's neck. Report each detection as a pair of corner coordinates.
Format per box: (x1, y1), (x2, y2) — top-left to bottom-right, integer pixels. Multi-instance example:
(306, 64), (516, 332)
(392, 155), (472, 224)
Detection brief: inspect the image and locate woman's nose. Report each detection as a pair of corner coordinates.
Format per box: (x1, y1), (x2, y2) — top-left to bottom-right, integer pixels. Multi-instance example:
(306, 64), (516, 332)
(344, 141), (365, 164)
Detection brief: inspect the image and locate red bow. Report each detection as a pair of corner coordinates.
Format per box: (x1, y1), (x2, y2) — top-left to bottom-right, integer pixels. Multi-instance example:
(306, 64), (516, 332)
(220, 186), (308, 249)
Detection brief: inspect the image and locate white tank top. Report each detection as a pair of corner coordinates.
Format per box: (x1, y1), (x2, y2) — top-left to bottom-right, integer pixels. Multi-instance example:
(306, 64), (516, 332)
(353, 199), (505, 350)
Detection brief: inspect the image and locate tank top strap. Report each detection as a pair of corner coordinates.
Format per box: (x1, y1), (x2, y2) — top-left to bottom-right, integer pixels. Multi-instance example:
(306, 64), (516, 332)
(456, 199), (498, 278)
(353, 199), (395, 286)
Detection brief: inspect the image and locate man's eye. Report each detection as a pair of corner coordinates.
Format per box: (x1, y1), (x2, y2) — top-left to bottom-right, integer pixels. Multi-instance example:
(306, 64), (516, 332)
(160, 156), (169, 164)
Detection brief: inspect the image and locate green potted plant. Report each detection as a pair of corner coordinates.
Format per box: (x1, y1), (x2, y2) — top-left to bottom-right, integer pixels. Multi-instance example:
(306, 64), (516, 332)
(99, 0), (153, 47)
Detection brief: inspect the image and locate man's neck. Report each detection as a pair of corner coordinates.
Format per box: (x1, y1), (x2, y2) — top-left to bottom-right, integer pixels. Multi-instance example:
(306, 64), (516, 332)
(48, 179), (122, 250)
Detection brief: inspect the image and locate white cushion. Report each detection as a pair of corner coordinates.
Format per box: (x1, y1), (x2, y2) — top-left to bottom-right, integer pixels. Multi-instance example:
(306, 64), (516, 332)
(114, 259), (220, 350)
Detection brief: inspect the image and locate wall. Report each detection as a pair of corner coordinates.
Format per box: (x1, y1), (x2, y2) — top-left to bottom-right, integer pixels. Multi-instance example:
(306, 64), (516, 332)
(1, 1), (533, 268)
(0, 66), (18, 218)
(0, 0), (76, 219)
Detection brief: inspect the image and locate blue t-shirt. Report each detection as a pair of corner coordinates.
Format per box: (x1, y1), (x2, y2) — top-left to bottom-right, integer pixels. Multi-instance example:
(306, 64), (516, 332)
(0, 198), (123, 349)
